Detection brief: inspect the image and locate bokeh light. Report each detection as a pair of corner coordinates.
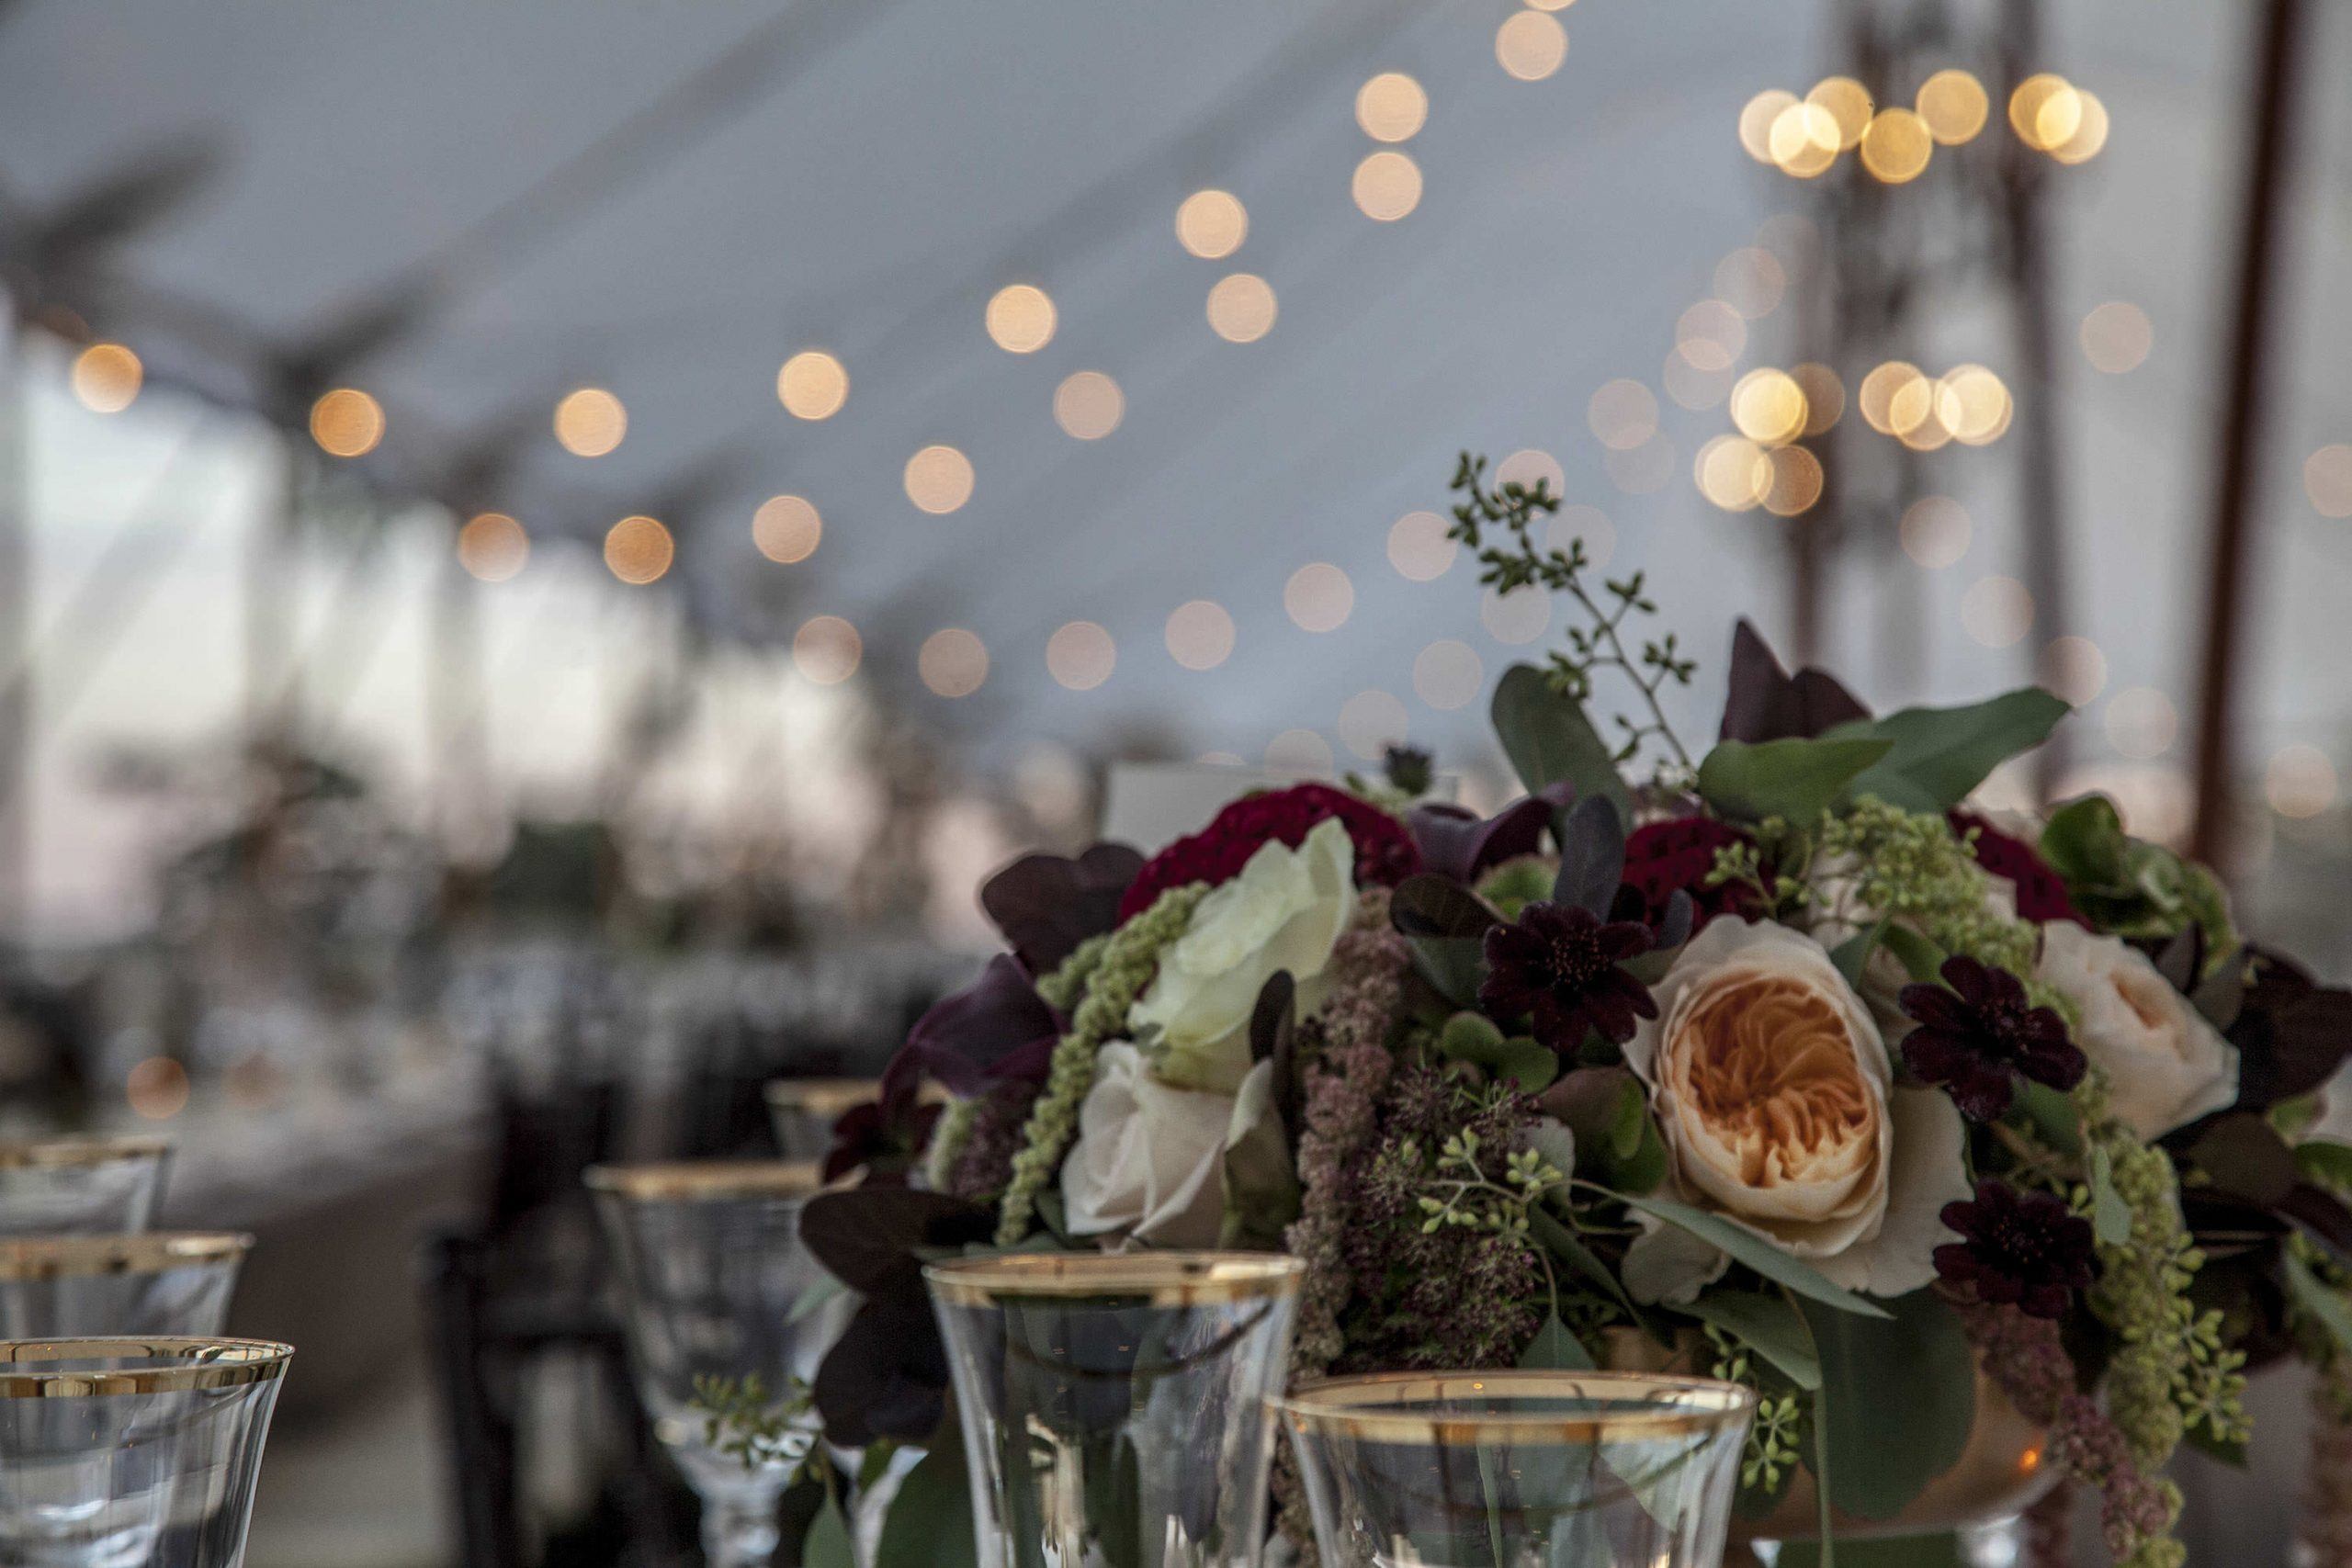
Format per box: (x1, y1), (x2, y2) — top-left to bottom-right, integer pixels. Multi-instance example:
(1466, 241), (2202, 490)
(1769, 102), (1841, 177)
(1352, 151), (1423, 220)
(1730, 368), (1808, 446)
(1807, 77), (1874, 149)
(1665, 349), (1733, 411)
(1339, 690), (1409, 761)
(604, 515), (673, 584)
(311, 389), (384, 457)
(2008, 73), (2078, 151)
(1713, 248), (1787, 321)
(1676, 301), (1747, 373)
(1962, 576), (2034, 647)
(1739, 91), (1801, 164)
(752, 494), (822, 564)
(1284, 562), (1355, 633)
(1605, 434), (1677, 496)
(554, 388), (626, 457)
(1760, 446), (1825, 516)
(1355, 72), (1428, 141)
(986, 285), (1057, 354)
(2267, 745), (2339, 818)
(1694, 434), (1773, 512)
(1496, 447), (1566, 496)
(2106, 687), (2178, 760)
(1165, 600), (1236, 670)
(1900, 496), (1971, 569)
(1589, 378), (1661, 450)
(1387, 511), (1457, 581)
(1495, 10), (1567, 80)
(2040, 636), (2109, 705)
(1792, 362), (1844, 434)
(2307, 445), (2352, 518)
(919, 628), (989, 698)
(2081, 302), (2153, 374)
(1939, 365), (2013, 446)
(1047, 621), (1116, 690)
(458, 513), (529, 582)
(1207, 273), (1278, 343)
(1547, 503), (1615, 569)
(794, 615), (863, 685)
(1859, 360), (1927, 434)
(127, 1057), (189, 1121)
(904, 445), (975, 514)
(70, 343), (141, 412)
(1860, 107), (1933, 183)
(1481, 584), (1552, 644)
(777, 351), (849, 420)
(1916, 69), (1989, 144)
(1053, 371), (1125, 440)
(1176, 189), (1250, 259)
(1413, 639), (1484, 710)
(2051, 90), (2109, 164)
(1266, 728), (1335, 774)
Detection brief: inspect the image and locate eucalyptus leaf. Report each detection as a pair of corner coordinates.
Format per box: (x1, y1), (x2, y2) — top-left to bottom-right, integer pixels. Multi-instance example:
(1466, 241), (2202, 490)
(1609, 1191), (1891, 1319)
(1552, 795), (1627, 919)
(2297, 1140), (2352, 1193)
(1875, 923), (1948, 985)
(1492, 663), (1634, 818)
(1695, 736), (1894, 825)
(2011, 1079), (2084, 1158)
(1828, 921), (1888, 993)
(874, 1443), (977, 1568)
(802, 1492), (857, 1568)
(1824, 688), (2070, 813)
(1682, 1290), (1822, 1390)
(2087, 1145), (2132, 1247)
(1518, 1312), (1595, 1371)
(1798, 1290), (1974, 1519)
(1528, 1207), (1642, 1322)
(2288, 1250), (2352, 1359)
(1408, 935), (1487, 1008)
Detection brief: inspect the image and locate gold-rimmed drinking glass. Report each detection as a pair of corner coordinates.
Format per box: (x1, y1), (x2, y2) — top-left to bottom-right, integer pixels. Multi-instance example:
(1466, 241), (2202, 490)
(0, 1337), (292, 1568)
(0, 1139), (170, 1237)
(587, 1161), (852, 1568)
(763, 1079), (879, 1162)
(0, 1235), (252, 1340)
(925, 1252), (1304, 1568)
(1274, 1371), (1755, 1568)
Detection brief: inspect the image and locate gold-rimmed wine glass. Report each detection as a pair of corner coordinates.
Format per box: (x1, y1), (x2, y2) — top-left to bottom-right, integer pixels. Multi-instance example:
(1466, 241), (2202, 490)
(587, 1161), (851, 1568)
(925, 1252), (1304, 1568)
(0, 1138), (170, 1236)
(763, 1079), (879, 1163)
(0, 1337), (293, 1568)
(1273, 1370), (1756, 1568)
(0, 1234), (252, 1340)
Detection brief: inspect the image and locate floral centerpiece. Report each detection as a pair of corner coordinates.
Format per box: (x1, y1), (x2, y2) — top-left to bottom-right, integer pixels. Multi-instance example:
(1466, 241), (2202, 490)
(799, 457), (2352, 1568)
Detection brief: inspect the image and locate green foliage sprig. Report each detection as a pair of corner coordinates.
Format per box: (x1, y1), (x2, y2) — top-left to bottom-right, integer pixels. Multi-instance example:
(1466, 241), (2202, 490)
(1705, 1326), (1805, 1495)
(690, 1372), (820, 1472)
(1446, 452), (1695, 773)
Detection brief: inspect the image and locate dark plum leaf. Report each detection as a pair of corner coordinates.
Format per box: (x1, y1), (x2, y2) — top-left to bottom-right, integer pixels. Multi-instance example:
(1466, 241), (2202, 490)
(1719, 618), (1871, 743)
(814, 1289), (951, 1446)
(1390, 874), (1505, 941)
(2184, 1113), (2298, 1207)
(800, 1189), (993, 1294)
(1406, 796), (1553, 885)
(978, 843), (1145, 974)
(2228, 948), (2352, 1111)
(1653, 888), (1695, 953)
(903, 956), (1061, 1096)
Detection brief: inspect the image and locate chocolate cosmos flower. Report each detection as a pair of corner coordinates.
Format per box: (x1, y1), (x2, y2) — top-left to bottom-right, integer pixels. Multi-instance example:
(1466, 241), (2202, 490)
(1935, 1179), (2097, 1318)
(1899, 955), (2086, 1120)
(1479, 901), (1657, 1051)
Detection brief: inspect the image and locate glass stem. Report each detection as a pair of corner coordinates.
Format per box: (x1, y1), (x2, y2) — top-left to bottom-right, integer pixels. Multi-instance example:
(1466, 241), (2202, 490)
(700, 1486), (782, 1568)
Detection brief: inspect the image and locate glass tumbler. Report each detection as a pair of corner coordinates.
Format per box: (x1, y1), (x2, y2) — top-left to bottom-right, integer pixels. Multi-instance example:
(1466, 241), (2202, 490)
(1274, 1371), (1755, 1568)
(0, 1235), (252, 1341)
(0, 1140), (171, 1237)
(925, 1252), (1304, 1568)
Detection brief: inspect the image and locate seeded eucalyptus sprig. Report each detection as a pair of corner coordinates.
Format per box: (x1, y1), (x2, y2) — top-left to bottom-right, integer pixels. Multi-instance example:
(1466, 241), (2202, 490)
(1446, 452), (1695, 773)
(691, 1372), (820, 1472)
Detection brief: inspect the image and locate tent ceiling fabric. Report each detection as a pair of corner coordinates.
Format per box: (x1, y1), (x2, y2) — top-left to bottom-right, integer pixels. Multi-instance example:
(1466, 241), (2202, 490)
(1, 0), (2341, 768)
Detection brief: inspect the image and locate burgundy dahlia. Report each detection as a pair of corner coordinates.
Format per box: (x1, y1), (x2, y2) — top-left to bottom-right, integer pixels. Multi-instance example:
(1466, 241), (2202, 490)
(1479, 901), (1658, 1051)
(1117, 783), (1420, 920)
(1617, 817), (1759, 929)
(1935, 1179), (2098, 1318)
(1899, 955), (2086, 1120)
(1951, 810), (2086, 928)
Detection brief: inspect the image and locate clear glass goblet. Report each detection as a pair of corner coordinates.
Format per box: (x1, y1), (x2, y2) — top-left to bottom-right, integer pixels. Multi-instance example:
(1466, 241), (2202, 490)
(0, 1139), (171, 1237)
(926, 1252), (1304, 1568)
(0, 1235), (252, 1340)
(1275, 1371), (1756, 1568)
(0, 1336), (292, 1568)
(763, 1079), (879, 1163)
(587, 1161), (850, 1568)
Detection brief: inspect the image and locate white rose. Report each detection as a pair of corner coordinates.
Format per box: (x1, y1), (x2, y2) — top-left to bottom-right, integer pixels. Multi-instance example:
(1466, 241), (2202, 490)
(1129, 817), (1356, 1093)
(1061, 1043), (1257, 1247)
(2037, 923), (2239, 1138)
(1622, 917), (1969, 1303)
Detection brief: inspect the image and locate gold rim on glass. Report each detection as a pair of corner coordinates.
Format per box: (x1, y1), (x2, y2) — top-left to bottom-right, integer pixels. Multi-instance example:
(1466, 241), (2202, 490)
(0, 1233), (254, 1280)
(0, 1337), (293, 1397)
(924, 1251), (1306, 1306)
(1272, 1371), (1757, 1442)
(763, 1077), (949, 1117)
(585, 1160), (829, 1201)
(0, 1136), (168, 1171)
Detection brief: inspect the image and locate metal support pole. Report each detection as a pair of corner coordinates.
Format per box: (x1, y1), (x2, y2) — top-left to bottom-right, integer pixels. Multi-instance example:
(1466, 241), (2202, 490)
(0, 305), (28, 941)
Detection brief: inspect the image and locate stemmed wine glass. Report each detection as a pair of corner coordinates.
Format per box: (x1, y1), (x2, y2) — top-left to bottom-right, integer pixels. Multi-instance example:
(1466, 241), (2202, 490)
(587, 1161), (851, 1568)
(0, 1138), (171, 1237)
(0, 1337), (293, 1568)
(0, 1234), (252, 1340)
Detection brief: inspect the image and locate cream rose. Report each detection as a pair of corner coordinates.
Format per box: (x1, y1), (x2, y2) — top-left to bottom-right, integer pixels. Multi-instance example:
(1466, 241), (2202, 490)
(1622, 917), (1969, 1303)
(1061, 1045), (1270, 1247)
(2036, 923), (2238, 1138)
(1129, 816), (1356, 1093)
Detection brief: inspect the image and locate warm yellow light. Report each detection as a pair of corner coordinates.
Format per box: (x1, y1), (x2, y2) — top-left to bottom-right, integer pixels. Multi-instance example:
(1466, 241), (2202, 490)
(71, 343), (141, 412)
(794, 615), (862, 685)
(1900, 496), (1971, 569)
(1165, 600), (1236, 671)
(1053, 371), (1125, 440)
(1760, 446), (1825, 517)
(1664, 349), (1731, 412)
(1860, 107), (1934, 183)
(752, 494), (821, 563)
(310, 389), (384, 457)
(1413, 639), (1484, 711)
(1175, 190), (1249, 259)
(1739, 90), (1800, 164)
(1729, 368), (1809, 446)
(1387, 511), (1458, 581)
(904, 445), (975, 514)
(1859, 360), (1926, 434)
(1588, 378), (1660, 451)
(1206, 273), (1277, 343)
(2008, 74), (2076, 151)
(2081, 302), (2153, 374)
(1352, 151), (1423, 221)
(127, 1057), (189, 1121)
(1675, 300), (1747, 373)
(1496, 448), (1565, 497)
(2267, 745), (2339, 819)
(2306, 445), (2352, 518)
(1355, 72), (1428, 141)
(1284, 562), (1354, 633)
(1495, 10), (1567, 81)
(604, 516), (673, 584)
(1961, 575), (2034, 648)
(2051, 89), (2109, 164)
(1046, 621), (1116, 691)
(1713, 247), (1787, 321)
(1768, 102), (1841, 177)
(1792, 362), (1844, 434)
(1939, 365), (2012, 446)
(777, 351), (849, 420)
(1916, 69), (1989, 144)
(986, 285), (1057, 354)
(1694, 435), (1773, 512)
(553, 388), (626, 457)
(919, 628), (989, 698)
(1807, 77), (1874, 149)
(1604, 434), (1676, 496)
(1895, 382), (1955, 451)
(1338, 690), (1409, 761)
(1523, 0), (1574, 10)
(458, 513), (529, 581)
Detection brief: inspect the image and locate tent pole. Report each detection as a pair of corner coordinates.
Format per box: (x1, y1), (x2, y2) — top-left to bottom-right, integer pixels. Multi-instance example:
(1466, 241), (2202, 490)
(0, 303), (28, 940)
(2188, 0), (2309, 868)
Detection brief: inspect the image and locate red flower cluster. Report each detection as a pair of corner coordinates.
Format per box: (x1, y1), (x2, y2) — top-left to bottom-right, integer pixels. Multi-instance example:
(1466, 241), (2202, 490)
(1951, 810), (2086, 927)
(1618, 818), (1756, 929)
(1117, 783), (1421, 919)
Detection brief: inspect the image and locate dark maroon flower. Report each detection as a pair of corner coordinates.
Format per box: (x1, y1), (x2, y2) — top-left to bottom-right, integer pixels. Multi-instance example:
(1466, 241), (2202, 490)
(1479, 901), (1658, 1051)
(1617, 818), (1759, 930)
(1900, 955), (2086, 1120)
(822, 1051), (943, 1185)
(1951, 810), (2086, 928)
(1935, 1179), (2098, 1318)
(1119, 784), (1419, 919)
